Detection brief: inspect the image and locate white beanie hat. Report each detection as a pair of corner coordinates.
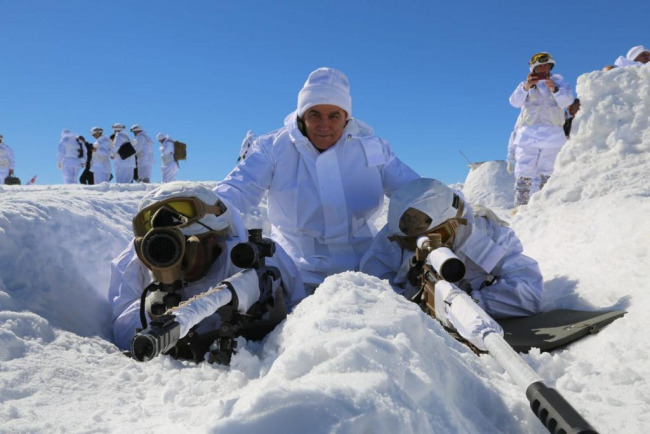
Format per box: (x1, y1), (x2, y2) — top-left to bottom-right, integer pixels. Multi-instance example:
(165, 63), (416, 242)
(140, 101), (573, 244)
(130, 124), (143, 133)
(627, 45), (649, 61)
(112, 123), (126, 131)
(297, 67), (352, 119)
(90, 126), (103, 135)
(156, 133), (165, 141)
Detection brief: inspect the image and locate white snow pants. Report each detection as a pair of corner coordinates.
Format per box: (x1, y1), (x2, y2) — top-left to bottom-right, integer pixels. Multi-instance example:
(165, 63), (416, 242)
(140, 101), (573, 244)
(162, 163), (179, 183)
(62, 166), (80, 184)
(115, 167), (134, 184)
(514, 146), (562, 179)
(138, 164), (152, 182)
(93, 172), (111, 184)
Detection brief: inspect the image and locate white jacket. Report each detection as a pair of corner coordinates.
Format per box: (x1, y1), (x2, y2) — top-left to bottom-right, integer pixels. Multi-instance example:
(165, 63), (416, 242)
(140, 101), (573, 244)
(57, 133), (85, 168)
(91, 136), (112, 174)
(109, 236), (306, 351)
(509, 73), (574, 149)
(160, 138), (176, 166)
(110, 131), (136, 169)
(215, 111), (420, 286)
(134, 131), (155, 167)
(360, 204), (543, 319)
(0, 143), (15, 171)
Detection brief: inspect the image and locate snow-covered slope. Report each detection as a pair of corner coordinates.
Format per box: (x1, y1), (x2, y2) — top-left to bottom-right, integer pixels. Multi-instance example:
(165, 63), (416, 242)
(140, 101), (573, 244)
(1, 64), (649, 433)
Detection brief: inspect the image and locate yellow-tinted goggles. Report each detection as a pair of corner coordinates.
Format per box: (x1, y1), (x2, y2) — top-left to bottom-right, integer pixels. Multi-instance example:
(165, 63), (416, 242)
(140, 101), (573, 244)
(530, 52), (551, 65)
(133, 197), (226, 237)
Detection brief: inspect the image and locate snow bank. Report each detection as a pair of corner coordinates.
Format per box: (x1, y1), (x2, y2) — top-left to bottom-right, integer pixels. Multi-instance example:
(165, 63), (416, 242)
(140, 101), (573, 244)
(511, 64), (650, 432)
(461, 160), (514, 210)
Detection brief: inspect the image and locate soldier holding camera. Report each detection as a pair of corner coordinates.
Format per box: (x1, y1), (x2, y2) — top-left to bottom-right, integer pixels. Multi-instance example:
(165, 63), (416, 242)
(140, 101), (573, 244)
(109, 182), (306, 360)
(507, 52), (574, 211)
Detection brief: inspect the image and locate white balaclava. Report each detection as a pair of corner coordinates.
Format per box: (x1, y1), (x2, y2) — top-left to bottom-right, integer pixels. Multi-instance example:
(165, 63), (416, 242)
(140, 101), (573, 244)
(387, 178), (461, 236)
(137, 181), (248, 240)
(627, 45), (649, 61)
(297, 67), (352, 119)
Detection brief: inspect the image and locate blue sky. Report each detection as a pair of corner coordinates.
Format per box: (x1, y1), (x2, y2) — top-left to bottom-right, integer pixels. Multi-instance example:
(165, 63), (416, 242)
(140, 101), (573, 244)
(1, 0), (648, 186)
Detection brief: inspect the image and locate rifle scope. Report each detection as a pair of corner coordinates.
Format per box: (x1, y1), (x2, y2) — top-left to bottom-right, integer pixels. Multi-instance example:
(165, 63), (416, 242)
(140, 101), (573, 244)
(425, 244), (466, 283)
(230, 229), (275, 269)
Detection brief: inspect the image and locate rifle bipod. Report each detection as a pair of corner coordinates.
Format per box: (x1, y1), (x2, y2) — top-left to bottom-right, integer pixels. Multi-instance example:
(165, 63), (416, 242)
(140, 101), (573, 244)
(207, 305), (243, 366)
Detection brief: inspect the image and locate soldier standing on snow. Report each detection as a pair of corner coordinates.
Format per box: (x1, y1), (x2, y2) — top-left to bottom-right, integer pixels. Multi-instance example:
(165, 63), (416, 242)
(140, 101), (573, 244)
(90, 127), (113, 184)
(110, 123), (136, 183)
(507, 52), (574, 212)
(157, 133), (179, 183)
(57, 129), (86, 184)
(130, 124), (154, 183)
(0, 134), (16, 183)
(78, 136), (95, 185)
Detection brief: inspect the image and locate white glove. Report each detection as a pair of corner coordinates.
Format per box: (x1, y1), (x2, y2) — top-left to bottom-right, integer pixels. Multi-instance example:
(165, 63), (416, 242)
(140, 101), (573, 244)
(57, 162), (62, 170)
(507, 161), (514, 174)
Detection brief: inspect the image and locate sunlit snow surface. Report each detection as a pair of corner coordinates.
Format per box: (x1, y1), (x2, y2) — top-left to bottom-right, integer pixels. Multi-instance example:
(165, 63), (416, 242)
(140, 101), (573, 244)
(1, 65), (649, 433)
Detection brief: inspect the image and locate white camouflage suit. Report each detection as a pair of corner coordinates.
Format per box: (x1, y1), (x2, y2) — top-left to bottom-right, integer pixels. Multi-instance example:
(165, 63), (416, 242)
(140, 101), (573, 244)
(216, 112), (420, 289)
(508, 73), (574, 205)
(57, 130), (86, 184)
(0, 140), (15, 182)
(110, 130), (136, 183)
(159, 136), (179, 183)
(109, 183), (307, 351)
(133, 130), (154, 182)
(90, 135), (113, 183)
(360, 184), (543, 319)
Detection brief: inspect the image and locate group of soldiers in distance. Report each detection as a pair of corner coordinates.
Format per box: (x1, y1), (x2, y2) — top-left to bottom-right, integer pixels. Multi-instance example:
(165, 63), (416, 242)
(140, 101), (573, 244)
(56, 123), (180, 185)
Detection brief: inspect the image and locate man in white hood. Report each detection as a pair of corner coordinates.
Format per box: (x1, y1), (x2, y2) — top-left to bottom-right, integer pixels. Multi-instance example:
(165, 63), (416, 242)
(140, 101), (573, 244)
(507, 52), (574, 211)
(157, 133), (179, 183)
(215, 67), (420, 291)
(108, 182), (306, 355)
(130, 124), (154, 183)
(57, 129), (86, 184)
(614, 45), (650, 67)
(110, 123), (136, 183)
(360, 178), (543, 321)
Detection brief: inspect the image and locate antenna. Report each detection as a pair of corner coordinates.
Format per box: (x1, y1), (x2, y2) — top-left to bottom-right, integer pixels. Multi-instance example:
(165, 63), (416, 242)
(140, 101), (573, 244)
(459, 150), (473, 165)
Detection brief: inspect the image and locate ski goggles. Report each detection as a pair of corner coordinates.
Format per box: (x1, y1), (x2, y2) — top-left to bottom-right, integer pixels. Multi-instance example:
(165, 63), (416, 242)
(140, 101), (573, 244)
(133, 197), (227, 237)
(529, 52), (555, 67)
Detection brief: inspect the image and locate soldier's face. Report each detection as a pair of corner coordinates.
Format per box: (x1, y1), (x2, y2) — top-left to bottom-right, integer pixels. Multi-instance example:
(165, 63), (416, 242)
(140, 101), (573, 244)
(634, 51), (650, 64)
(302, 104), (348, 151)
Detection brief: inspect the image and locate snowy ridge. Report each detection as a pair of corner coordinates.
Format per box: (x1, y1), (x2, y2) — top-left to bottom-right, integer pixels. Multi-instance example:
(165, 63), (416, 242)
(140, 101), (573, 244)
(1, 65), (649, 433)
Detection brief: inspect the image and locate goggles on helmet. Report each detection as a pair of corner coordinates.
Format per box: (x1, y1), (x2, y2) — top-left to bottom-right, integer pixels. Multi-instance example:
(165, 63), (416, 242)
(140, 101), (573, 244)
(388, 199), (466, 251)
(530, 53), (551, 64)
(133, 197), (227, 237)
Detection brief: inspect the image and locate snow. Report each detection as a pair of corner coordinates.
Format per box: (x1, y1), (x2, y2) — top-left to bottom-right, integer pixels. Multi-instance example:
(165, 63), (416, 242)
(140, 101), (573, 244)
(1, 65), (649, 433)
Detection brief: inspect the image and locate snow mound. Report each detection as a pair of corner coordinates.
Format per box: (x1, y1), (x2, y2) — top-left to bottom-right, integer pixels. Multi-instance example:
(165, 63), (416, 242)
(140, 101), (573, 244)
(510, 64), (650, 432)
(462, 160), (514, 210)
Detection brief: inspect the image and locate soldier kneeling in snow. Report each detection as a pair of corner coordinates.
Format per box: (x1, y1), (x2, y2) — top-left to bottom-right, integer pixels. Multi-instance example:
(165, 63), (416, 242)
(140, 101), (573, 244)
(360, 178), (543, 350)
(109, 182), (306, 361)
